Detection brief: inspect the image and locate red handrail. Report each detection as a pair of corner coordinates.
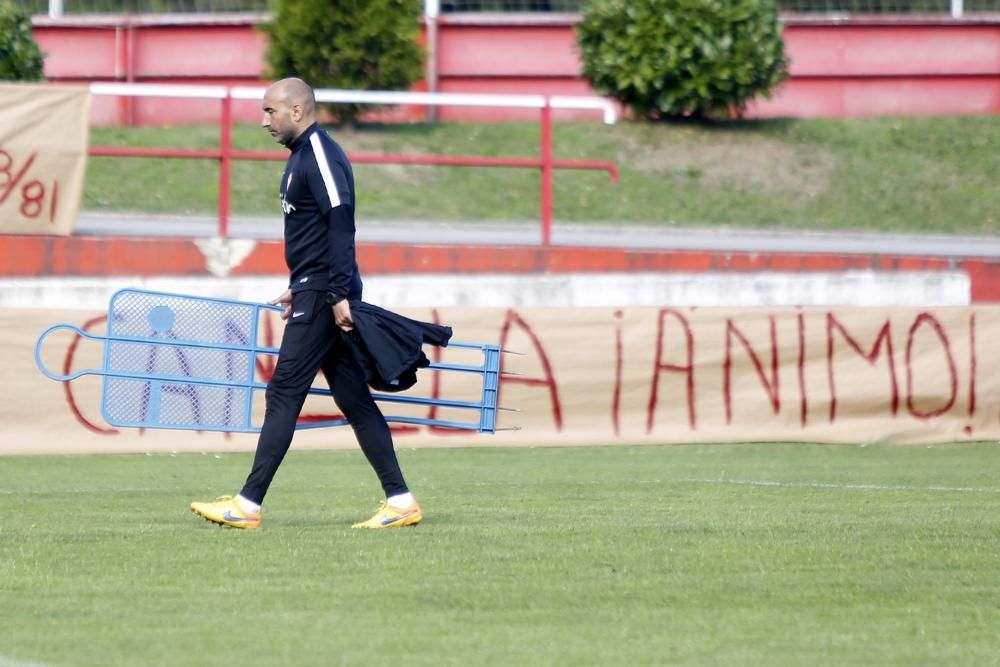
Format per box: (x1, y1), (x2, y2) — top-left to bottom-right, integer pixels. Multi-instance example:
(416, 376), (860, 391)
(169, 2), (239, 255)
(88, 91), (618, 244)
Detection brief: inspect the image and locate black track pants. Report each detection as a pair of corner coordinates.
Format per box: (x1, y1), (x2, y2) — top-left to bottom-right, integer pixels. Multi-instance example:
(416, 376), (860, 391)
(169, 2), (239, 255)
(240, 290), (408, 504)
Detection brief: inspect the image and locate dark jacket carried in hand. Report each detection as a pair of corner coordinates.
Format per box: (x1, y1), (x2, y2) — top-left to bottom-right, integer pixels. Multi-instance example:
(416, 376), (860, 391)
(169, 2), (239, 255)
(341, 301), (452, 392)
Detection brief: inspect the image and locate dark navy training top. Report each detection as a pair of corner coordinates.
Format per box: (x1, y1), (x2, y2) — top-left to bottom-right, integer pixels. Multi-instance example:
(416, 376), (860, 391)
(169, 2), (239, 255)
(279, 122), (363, 301)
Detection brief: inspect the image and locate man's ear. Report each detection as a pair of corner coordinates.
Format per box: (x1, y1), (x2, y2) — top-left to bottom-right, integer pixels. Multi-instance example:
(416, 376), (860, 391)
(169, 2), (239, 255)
(291, 104), (303, 122)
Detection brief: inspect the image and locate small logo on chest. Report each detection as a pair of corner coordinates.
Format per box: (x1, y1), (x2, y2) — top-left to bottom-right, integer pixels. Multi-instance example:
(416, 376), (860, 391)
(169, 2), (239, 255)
(280, 172), (296, 214)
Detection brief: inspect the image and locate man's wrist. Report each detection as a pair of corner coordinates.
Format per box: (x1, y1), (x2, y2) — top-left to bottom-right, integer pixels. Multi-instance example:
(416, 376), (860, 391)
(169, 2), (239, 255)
(324, 291), (345, 305)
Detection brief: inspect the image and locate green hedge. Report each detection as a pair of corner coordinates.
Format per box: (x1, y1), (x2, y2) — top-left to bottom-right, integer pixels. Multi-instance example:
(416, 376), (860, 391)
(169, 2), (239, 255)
(263, 0), (424, 124)
(577, 0), (789, 120)
(0, 1), (43, 81)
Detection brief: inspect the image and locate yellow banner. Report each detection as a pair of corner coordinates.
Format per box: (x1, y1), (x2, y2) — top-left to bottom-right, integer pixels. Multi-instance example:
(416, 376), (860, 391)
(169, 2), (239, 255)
(0, 83), (90, 235)
(8, 306), (1000, 454)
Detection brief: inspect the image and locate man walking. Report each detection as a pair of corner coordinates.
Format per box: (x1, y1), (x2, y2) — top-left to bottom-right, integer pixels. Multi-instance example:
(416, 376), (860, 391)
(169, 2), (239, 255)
(191, 78), (421, 530)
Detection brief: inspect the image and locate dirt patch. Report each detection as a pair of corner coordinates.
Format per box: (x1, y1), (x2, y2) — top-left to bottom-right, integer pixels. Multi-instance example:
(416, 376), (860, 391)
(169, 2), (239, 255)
(328, 127), (434, 185)
(617, 129), (840, 196)
(355, 162), (428, 184)
(326, 126), (394, 152)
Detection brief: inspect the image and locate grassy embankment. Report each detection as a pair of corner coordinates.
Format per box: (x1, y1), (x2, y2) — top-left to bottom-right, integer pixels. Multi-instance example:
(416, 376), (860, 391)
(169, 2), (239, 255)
(85, 115), (999, 235)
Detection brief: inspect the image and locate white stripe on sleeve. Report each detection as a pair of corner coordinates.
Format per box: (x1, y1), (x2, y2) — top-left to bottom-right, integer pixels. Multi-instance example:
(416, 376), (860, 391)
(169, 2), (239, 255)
(309, 133), (342, 208)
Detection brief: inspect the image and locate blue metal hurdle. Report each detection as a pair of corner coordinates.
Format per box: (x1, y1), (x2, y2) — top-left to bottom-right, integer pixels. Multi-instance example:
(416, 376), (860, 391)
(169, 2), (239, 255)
(35, 289), (512, 434)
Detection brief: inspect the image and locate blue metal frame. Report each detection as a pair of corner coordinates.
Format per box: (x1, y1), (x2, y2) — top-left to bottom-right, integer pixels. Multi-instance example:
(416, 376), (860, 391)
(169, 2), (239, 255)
(35, 288), (504, 434)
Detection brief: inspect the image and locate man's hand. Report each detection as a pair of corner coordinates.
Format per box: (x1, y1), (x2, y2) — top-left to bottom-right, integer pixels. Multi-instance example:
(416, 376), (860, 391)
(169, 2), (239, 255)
(270, 288), (293, 320)
(333, 298), (354, 332)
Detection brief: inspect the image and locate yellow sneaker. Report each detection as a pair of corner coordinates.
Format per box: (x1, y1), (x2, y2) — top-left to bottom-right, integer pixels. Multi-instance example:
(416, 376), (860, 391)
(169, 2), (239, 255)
(190, 495), (261, 529)
(352, 500), (423, 529)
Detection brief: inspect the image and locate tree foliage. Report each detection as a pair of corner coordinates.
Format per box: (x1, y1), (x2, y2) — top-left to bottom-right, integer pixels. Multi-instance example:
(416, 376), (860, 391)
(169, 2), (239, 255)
(576, 0), (789, 120)
(0, 1), (44, 81)
(263, 0), (425, 124)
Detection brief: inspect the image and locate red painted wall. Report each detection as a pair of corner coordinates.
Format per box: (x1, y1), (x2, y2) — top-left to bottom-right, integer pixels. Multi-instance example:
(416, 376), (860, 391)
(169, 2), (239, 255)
(2, 235), (998, 302)
(31, 13), (1000, 125)
(749, 19), (1000, 118)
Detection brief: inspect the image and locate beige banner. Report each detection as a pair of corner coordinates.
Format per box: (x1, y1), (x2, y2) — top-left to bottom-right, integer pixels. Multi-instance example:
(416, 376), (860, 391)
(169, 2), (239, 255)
(5, 306), (999, 455)
(0, 83), (90, 235)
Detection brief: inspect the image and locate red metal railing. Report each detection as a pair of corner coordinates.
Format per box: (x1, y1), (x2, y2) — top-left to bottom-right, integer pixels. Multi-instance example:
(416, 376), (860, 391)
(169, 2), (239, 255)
(87, 84), (619, 245)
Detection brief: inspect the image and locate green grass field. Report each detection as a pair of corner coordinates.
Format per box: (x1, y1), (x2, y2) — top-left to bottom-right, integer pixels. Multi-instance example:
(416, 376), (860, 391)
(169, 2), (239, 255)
(2, 443), (999, 666)
(85, 115), (999, 235)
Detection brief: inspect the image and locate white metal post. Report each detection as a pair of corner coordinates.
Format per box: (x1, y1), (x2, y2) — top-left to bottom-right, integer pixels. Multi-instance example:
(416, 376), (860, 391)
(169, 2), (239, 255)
(425, 0), (440, 123)
(950, 0), (963, 18)
(48, 0), (64, 18)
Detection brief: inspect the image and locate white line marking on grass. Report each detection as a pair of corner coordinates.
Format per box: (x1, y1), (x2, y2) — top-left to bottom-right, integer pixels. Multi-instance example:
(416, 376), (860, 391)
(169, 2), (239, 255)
(0, 656), (56, 667)
(676, 479), (1000, 494)
(0, 487), (163, 496)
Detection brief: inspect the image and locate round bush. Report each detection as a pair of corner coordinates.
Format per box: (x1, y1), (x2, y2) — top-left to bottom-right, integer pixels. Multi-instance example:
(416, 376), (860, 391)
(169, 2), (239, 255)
(0, 1), (44, 81)
(264, 0), (424, 124)
(577, 0), (789, 120)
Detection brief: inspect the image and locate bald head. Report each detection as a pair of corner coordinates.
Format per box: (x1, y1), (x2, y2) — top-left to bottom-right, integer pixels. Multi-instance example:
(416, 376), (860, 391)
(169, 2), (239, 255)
(269, 78), (316, 116)
(261, 77), (317, 147)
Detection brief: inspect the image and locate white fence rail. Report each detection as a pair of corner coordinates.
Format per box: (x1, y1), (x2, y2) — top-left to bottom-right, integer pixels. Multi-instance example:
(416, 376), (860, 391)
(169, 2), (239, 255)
(28, 0), (994, 17)
(89, 83), (618, 124)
